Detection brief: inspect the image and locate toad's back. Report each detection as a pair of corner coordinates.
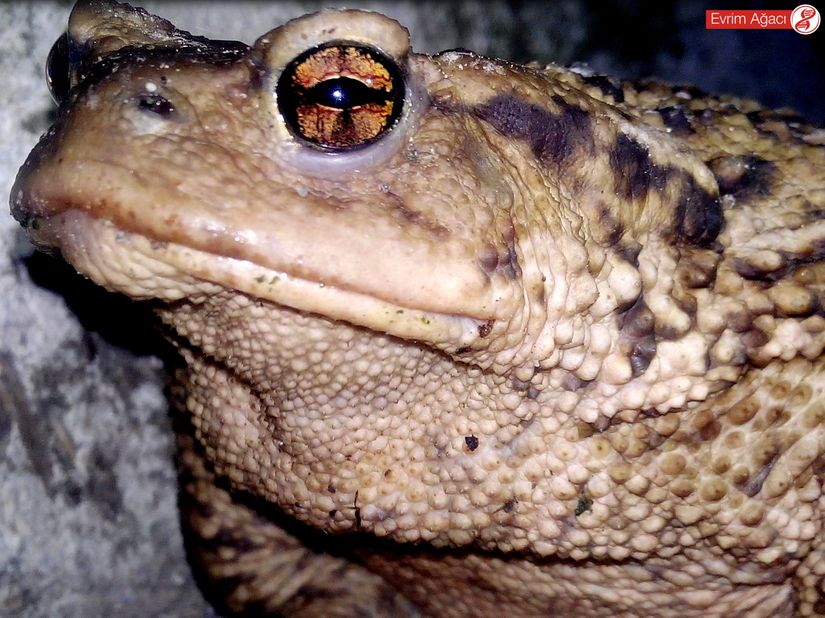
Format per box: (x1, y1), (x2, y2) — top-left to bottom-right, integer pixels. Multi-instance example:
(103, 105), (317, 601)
(11, 1), (825, 615)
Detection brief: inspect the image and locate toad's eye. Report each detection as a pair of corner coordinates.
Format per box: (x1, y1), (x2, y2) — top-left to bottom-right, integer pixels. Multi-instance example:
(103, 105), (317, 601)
(46, 32), (71, 105)
(276, 43), (405, 151)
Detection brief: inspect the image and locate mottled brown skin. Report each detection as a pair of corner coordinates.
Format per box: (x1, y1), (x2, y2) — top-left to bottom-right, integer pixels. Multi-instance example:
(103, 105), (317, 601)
(11, 1), (825, 616)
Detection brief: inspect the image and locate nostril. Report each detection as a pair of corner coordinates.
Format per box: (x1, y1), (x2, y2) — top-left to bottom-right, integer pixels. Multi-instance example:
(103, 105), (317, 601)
(136, 93), (176, 117)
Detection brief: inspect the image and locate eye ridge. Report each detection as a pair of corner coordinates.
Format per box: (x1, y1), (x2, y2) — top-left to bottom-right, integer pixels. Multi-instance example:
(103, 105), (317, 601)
(276, 42), (405, 151)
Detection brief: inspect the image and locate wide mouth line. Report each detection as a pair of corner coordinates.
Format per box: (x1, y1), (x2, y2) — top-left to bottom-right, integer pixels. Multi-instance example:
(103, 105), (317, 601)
(30, 208), (473, 317)
(29, 210), (487, 348)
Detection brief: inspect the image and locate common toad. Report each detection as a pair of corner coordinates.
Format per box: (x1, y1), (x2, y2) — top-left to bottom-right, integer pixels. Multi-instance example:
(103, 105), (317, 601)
(10, 1), (825, 615)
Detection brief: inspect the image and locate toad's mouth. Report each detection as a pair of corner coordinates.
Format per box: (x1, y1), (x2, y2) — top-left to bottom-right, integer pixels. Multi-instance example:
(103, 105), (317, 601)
(11, 149), (498, 347)
(21, 209), (485, 347)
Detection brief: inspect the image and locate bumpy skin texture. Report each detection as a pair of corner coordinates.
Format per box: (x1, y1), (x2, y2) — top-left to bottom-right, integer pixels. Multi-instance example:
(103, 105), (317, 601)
(10, 1), (825, 616)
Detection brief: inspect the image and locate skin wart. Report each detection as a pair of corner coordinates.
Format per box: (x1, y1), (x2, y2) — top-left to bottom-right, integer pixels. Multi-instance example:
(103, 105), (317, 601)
(10, 1), (825, 616)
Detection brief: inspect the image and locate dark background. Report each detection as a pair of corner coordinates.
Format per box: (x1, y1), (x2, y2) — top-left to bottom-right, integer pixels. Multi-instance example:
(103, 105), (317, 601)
(443, 0), (825, 124)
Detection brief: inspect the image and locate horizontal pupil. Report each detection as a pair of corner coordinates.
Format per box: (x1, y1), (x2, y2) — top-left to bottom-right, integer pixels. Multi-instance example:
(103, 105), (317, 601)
(305, 76), (389, 109)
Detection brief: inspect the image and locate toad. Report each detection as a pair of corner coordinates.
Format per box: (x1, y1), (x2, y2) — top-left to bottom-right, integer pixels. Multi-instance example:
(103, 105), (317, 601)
(10, 1), (825, 615)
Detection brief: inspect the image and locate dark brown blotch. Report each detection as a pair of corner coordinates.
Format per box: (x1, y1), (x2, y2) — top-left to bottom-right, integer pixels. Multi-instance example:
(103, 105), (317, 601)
(201, 526), (258, 554)
(618, 296), (657, 377)
(562, 373), (591, 392)
(708, 155), (776, 199)
(734, 239), (825, 282)
(655, 323), (683, 342)
(657, 106), (694, 136)
(742, 327), (770, 349)
(500, 241), (521, 279)
(189, 496), (215, 519)
(738, 452), (780, 497)
(594, 202), (625, 245)
(512, 376), (531, 391)
(615, 241), (643, 268)
(478, 228), (521, 280)
(473, 93), (594, 166)
(628, 335), (656, 377)
(747, 108), (807, 127)
(672, 289), (698, 318)
(672, 171), (724, 248)
(580, 73), (625, 103)
(620, 296), (655, 338)
(609, 134), (670, 201)
(477, 243), (499, 274)
(673, 84), (709, 100)
(746, 109), (810, 142)
(734, 258), (776, 281)
(696, 108), (716, 126)
(500, 220), (522, 279)
(464, 435), (479, 451)
(210, 572), (258, 604)
(677, 249), (721, 289)
(728, 309), (755, 333)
